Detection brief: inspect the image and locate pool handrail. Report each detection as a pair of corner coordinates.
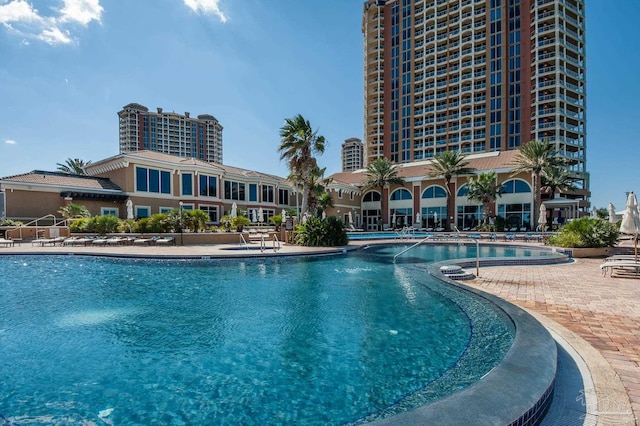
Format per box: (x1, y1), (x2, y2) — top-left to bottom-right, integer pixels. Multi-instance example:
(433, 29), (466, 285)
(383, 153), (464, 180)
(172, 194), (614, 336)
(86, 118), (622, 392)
(393, 234), (481, 276)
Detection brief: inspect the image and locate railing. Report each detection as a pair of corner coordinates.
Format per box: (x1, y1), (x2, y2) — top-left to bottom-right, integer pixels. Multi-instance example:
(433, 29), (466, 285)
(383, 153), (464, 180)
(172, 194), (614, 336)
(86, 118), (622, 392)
(239, 233), (249, 249)
(6, 214), (67, 241)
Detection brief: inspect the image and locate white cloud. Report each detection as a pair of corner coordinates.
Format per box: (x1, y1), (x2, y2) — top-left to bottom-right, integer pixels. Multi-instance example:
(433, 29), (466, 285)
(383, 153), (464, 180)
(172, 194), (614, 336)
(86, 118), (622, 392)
(4, 139), (17, 145)
(0, 0), (102, 45)
(57, 0), (103, 26)
(183, 0), (227, 23)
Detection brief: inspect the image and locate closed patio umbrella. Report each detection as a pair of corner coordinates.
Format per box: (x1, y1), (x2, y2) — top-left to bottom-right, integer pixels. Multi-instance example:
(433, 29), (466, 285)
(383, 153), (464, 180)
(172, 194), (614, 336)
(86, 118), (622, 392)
(348, 211), (353, 225)
(416, 212), (421, 227)
(608, 203), (616, 223)
(391, 212), (396, 228)
(538, 203), (547, 232)
(257, 207), (264, 224)
(251, 209), (257, 223)
(231, 202), (237, 218)
(620, 192), (640, 261)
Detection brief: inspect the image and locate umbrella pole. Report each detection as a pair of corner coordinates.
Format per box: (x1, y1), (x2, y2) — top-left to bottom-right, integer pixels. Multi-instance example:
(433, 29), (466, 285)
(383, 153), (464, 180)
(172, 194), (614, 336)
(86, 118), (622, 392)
(636, 235), (638, 262)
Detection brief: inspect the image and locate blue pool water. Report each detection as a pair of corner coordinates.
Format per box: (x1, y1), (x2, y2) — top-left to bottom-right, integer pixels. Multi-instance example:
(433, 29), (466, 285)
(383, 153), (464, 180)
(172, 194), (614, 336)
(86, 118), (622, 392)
(0, 246), (521, 424)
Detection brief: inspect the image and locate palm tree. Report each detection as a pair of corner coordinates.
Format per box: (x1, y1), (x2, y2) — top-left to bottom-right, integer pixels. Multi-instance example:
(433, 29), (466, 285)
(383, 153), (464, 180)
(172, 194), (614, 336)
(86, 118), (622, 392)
(510, 140), (563, 225)
(466, 170), (503, 225)
(58, 204), (91, 222)
(56, 158), (92, 175)
(278, 114), (326, 216)
(541, 164), (576, 199)
(317, 192), (334, 216)
(362, 157), (405, 230)
(428, 150), (475, 227)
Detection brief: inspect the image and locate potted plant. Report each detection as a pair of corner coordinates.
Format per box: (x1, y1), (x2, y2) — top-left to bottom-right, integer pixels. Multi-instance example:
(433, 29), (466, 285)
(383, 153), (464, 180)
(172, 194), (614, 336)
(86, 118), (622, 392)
(546, 217), (619, 257)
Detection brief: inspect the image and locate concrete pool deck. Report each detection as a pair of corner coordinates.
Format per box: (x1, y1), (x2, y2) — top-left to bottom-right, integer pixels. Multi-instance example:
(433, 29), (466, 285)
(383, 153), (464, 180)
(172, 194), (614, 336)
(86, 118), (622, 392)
(1, 239), (638, 425)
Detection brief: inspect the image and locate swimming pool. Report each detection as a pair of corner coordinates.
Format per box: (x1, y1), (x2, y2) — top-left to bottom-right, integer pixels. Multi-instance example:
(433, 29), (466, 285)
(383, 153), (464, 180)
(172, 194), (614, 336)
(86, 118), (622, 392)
(0, 247), (520, 424)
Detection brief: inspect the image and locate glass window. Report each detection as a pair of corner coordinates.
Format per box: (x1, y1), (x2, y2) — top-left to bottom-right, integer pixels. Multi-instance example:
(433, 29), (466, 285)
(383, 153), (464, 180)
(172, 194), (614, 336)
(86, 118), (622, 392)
(262, 185), (275, 203)
(100, 208), (118, 216)
(199, 175), (217, 198)
(390, 188), (412, 200)
(161, 171), (171, 194)
(136, 167), (148, 192)
(149, 169), (160, 193)
(249, 184), (258, 202)
(363, 191), (381, 202)
(422, 186), (447, 198)
(198, 205), (219, 223)
(278, 188), (289, 205)
(182, 173), (193, 196)
(457, 184), (469, 197)
(135, 206), (150, 218)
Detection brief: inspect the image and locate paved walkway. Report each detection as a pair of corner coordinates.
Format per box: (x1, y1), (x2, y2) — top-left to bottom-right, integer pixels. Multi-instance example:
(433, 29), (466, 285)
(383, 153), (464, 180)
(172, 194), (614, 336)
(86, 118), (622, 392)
(2, 239), (639, 424)
(466, 257), (640, 425)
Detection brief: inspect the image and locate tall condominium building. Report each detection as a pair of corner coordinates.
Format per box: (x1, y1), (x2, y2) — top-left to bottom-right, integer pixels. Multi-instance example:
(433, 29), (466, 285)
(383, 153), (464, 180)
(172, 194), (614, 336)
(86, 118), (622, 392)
(118, 103), (224, 164)
(362, 0), (588, 201)
(342, 137), (365, 171)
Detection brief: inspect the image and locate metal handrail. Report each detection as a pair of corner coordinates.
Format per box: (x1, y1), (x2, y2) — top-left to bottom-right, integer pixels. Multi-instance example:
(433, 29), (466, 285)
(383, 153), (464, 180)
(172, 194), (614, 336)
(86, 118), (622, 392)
(6, 214), (63, 240)
(272, 234), (281, 252)
(239, 233), (248, 249)
(393, 233), (481, 277)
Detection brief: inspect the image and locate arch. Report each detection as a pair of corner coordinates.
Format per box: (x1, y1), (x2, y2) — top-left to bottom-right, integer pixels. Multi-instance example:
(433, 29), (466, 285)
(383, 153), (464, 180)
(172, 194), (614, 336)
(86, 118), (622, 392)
(457, 184), (469, 197)
(422, 185), (447, 199)
(363, 191), (381, 202)
(390, 188), (412, 201)
(501, 179), (532, 194)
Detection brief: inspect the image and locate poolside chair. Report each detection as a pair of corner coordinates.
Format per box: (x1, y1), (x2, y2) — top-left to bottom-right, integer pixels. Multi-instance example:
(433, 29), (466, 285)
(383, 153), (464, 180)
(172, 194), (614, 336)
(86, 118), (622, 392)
(600, 260), (640, 277)
(504, 233), (516, 241)
(155, 236), (176, 246)
(133, 236), (157, 245)
(0, 238), (15, 247)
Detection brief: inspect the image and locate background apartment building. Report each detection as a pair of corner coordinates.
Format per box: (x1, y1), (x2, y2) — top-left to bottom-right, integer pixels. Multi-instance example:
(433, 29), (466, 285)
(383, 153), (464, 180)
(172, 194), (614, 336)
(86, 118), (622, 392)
(118, 103), (224, 164)
(362, 0), (588, 205)
(342, 137), (364, 171)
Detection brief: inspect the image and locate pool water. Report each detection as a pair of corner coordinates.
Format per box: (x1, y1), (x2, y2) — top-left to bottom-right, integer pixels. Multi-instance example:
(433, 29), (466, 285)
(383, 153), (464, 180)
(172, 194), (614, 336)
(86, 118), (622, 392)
(0, 248), (516, 424)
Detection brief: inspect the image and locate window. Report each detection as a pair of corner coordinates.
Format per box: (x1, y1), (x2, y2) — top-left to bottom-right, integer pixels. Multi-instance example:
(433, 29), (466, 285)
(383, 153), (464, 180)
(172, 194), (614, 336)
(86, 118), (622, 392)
(198, 205), (219, 223)
(422, 186), (447, 199)
(224, 180), (246, 201)
(199, 175), (217, 198)
(262, 185), (275, 203)
(502, 179), (531, 193)
(159, 207), (173, 214)
(182, 173), (193, 196)
(101, 207), (118, 216)
(249, 184), (258, 202)
(457, 184), (469, 197)
(135, 206), (150, 218)
(278, 188), (289, 205)
(390, 188), (412, 200)
(363, 191), (381, 202)
(136, 167), (171, 194)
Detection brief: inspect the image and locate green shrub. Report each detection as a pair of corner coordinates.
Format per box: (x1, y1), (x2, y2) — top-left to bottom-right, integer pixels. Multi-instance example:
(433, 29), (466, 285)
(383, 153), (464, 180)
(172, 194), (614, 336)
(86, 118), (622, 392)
(133, 217), (151, 234)
(149, 213), (171, 233)
(0, 219), (23, 227)
(90, 215), (122, 235)
(232, 216), (251, 231)
(546, 217), (619, 248)
(69, 217), (90, 233)
(295, 216), (348, 247)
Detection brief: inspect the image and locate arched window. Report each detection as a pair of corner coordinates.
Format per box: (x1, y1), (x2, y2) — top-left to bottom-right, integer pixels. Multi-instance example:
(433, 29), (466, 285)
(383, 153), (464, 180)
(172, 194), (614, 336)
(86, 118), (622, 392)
(422, 186), (447, 199)
(363, 191), (381, 202)
(390, 188), (412, 201)
(502, 179), (531, 194)
(457, 184), (469, 197)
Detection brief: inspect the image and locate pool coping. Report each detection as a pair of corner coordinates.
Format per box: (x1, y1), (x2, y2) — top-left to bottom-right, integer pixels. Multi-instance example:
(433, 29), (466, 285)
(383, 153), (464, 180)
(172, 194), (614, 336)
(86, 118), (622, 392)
(363, 244), (566, 426)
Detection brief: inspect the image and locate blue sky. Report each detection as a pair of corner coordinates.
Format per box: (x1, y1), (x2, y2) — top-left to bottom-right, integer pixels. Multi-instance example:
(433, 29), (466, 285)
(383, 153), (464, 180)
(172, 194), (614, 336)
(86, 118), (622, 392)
(0, 0), (638, 212)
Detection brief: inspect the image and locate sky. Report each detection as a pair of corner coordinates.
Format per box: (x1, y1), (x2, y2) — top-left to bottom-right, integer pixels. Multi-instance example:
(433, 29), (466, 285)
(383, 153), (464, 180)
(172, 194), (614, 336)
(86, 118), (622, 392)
(0, 0), (638, 212)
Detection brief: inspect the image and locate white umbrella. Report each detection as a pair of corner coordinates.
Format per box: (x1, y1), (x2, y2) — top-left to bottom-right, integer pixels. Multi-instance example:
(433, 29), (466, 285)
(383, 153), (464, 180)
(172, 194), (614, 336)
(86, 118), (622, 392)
(416, 212), (421, 225)
(608, 203), (616, 224)
(251, 209), (257, 223)
(281, 209), (287, 219)
(620, 192), (640, 261)
(348, 211), (353, 225)
(126, 199), (134, 220)
(257, 207), (264, 223)
(391, 212), (396, 228)
(231, 202), (237, 218)
(433, 211), (438, 227)
(591, 206), (597, 218)
(538, 203), (547, 231)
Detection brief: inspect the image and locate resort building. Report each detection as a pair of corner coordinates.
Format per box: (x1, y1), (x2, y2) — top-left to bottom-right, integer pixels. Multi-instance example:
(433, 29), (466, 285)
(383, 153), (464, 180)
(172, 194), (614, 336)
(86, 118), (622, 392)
(118, 103), (224, 164)
(342, 137), (365, 172)
(326, 150), (544, 231)
(361, 0), (589, 203)
(0, 151), (297, 225)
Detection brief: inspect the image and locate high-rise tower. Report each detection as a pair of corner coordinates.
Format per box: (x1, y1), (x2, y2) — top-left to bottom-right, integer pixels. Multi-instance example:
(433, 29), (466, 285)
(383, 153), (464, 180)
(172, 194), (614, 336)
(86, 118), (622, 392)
(342, 137), (364, 171)
(362, 0), (588, 202)
(118, 103), (224, 164)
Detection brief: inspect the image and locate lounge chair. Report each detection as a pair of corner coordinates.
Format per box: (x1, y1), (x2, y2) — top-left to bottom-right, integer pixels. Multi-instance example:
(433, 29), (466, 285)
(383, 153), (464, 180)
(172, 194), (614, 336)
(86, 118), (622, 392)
(600, 260), (640, 277)
(133, 237), (157, 245)
(31, 237), (66, 246)
(155, 236), (176, 245)
(504, 233), (516, 241)
(0, 238), (15, 247)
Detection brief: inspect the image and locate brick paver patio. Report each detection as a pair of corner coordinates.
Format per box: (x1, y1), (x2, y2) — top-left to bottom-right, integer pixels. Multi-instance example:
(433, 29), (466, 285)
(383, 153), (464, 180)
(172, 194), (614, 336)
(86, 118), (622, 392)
(466, 257), (640, 425)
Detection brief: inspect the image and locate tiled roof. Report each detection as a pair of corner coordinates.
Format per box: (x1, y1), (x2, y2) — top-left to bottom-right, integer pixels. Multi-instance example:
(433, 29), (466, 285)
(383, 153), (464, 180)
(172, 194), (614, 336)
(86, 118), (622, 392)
(328, 150), (521, 186)
(0, 170), (123, 191)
